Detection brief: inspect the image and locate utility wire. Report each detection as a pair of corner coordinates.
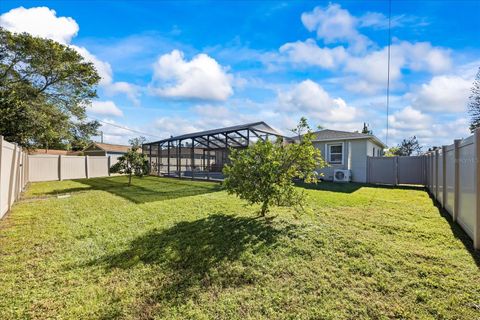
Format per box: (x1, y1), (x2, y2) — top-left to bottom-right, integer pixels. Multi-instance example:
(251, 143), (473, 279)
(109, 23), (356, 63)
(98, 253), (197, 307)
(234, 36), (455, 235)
(88, 117), (163, 139)
(386, 0), (392, 147)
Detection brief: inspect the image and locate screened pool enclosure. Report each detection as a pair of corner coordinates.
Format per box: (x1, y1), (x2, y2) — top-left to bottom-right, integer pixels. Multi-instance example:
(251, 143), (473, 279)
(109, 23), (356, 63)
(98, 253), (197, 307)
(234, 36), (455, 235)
(142, 122), (285, 180)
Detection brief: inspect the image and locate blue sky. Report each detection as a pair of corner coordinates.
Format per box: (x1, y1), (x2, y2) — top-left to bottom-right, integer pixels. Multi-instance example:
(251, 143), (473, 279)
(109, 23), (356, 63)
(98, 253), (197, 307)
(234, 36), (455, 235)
(1, 1), (479, 148)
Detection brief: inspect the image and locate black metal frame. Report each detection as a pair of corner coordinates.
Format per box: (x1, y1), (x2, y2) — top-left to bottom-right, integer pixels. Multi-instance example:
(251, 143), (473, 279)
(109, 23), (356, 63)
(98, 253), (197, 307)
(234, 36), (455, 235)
(142, 122), (286, 181)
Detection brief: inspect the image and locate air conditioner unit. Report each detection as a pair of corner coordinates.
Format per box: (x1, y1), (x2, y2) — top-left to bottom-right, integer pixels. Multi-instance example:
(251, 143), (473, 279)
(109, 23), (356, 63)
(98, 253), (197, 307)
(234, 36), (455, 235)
(333, 169), (351, 183)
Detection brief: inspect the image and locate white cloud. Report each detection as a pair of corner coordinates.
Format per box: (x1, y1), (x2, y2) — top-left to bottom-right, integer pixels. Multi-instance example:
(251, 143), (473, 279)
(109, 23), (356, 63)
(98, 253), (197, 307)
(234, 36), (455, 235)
(279, 39), (347, 69)
(410, 75), (471, 113)
(154, 117), (202, 137)
(0, 6), (140, 104)
(388, 106), (431, 130)
(344, 41), (452, 93)
(0, 6), (78, 44)
(386, 106), (470, 147)
(278, 80), (358, 123)
(104, 82), (141, 106)
(151, 50), (233, 101)
(70, 45), (113, 85)
(88, 101), (123, 117)
(301, 4), (371, 52)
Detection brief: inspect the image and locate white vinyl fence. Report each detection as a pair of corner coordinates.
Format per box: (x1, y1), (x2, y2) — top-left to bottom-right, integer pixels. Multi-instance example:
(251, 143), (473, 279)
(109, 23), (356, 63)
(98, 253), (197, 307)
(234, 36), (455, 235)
(426, 129), (480, 249)
(28, 155), (114, 182)
(0, 136), (28, 219)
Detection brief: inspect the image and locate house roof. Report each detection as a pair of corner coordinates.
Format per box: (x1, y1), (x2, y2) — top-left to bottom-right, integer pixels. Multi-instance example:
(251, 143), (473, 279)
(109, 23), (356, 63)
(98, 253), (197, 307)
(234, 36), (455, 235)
(147, 121), (284, 145)
(295, 129), (387, 148)
(84, 142), (130, 153)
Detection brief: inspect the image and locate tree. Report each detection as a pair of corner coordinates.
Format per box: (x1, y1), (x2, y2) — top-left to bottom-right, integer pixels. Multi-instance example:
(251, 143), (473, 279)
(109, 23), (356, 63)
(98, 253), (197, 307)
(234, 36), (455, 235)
(223, 118), (325, 216)
(361, 122), (373, 134)
(468, 68), (480, 132)
(110, 137), (149, 186)
(0, 28), (101, 149)
(384, 147), (400, 157)
(392, 136), (422, 156)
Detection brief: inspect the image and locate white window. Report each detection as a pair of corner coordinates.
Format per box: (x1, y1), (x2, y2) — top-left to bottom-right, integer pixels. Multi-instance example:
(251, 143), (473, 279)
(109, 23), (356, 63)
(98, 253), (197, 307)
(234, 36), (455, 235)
(328, 144), (343, 164)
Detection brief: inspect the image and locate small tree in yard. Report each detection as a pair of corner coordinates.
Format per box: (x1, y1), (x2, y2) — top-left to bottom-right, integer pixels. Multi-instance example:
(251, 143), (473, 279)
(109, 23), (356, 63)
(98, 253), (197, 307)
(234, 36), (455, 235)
(110, 137), (149, 186)
(223, 118), (325, 216)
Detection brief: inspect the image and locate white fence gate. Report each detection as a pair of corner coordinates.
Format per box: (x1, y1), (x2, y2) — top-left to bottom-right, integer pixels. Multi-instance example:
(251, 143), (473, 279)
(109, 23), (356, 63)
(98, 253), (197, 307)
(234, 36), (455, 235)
(367, 156), (426, 185)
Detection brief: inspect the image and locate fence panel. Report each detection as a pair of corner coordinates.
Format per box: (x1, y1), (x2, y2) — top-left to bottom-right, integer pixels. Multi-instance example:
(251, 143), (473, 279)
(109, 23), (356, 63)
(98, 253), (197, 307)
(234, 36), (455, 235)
(28, 155), (60, 182)
(397, 156), (425, 185)
(28, 154), (111, 182)
(61, 156), (87, 180)
(89, 156), (109, 178)
(457, 136), (476, 239)
(0, 137), (28, 219)
(367, 157), (396, 185)
(444, 145), (455, 215)
(437, 151), (444, 206)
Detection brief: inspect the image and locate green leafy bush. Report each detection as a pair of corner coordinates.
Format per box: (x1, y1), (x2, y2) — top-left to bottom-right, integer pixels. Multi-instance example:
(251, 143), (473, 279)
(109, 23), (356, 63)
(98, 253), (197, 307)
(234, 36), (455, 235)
(223, 118), (325, 216)
(110, 137), (149, 186)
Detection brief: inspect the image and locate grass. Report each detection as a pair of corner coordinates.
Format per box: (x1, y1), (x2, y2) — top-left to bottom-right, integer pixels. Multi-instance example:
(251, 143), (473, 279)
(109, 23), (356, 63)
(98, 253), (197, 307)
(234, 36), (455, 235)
(0, 176), (479, 319)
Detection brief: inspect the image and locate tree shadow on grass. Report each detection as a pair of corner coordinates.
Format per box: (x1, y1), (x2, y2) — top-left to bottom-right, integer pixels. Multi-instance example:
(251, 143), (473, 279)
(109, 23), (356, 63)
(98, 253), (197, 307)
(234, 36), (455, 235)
(428, 194), (480, 268)
(43, 176), (222, 204)
(296, 181), (425, 194)
(87, 214), (295, 315)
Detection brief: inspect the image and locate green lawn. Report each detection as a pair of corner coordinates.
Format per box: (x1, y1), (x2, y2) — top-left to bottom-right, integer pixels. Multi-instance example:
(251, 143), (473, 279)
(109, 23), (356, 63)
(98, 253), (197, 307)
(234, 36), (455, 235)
(1, 176), (479, 319)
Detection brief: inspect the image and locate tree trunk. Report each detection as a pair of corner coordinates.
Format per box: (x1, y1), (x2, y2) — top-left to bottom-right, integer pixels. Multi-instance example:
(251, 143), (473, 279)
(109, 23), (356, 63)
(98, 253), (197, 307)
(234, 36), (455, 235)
(260, 201), (268, 217)
(128, 173), (132, 186)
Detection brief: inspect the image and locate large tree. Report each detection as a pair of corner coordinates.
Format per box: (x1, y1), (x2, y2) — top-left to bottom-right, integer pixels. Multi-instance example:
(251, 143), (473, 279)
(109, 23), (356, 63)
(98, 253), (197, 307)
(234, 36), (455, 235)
(223, 118), (325, 216)
(468, 67), (480, 132)
(0, 28), (100, 150)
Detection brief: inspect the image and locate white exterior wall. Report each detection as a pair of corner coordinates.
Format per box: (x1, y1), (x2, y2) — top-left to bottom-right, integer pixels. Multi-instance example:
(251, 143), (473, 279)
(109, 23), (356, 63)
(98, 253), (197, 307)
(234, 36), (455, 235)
(314, 138), (383, 183)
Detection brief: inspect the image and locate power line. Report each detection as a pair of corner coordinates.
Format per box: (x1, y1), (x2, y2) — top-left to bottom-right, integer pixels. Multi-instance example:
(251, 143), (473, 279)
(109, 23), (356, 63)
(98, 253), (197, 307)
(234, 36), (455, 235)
(386, 0), (392, 147)
(88, 117), (163, 139)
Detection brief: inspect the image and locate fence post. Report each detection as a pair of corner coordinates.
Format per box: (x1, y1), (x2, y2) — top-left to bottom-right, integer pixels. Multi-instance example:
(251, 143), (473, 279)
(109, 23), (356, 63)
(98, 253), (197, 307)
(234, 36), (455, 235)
(15, 149), (21, 201)
(58, 155), (63, 181)
(453, 140), (461, 222)
(85, 156), (89, 179)
(442, 146), (447, 208)
(434, 149), (439, 200)
(108, 156), (111, 176)
(474, 129), (480, 250)
(394, 156), (399, 186)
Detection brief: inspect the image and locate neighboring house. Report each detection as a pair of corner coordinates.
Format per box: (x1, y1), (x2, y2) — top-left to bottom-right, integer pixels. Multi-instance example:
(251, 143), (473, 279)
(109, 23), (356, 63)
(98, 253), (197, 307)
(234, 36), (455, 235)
(83, 142), (130, 163)
(29, 149), (81, 156)
(295, 129), (386, 183)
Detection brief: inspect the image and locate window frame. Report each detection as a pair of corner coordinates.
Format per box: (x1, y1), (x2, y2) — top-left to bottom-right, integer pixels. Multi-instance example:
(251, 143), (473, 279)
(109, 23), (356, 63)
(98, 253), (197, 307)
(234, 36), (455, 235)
(327, 143), (344, 165)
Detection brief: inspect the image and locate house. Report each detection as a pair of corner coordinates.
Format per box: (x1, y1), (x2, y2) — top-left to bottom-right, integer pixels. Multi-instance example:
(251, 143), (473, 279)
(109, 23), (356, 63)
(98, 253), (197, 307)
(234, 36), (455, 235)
(301, 129), (386, 183)
(83, 142), (131, 162)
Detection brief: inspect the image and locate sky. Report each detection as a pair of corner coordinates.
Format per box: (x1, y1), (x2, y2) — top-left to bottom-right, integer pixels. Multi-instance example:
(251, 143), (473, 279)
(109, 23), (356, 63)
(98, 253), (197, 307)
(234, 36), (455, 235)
(0, 1), (479, 148)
